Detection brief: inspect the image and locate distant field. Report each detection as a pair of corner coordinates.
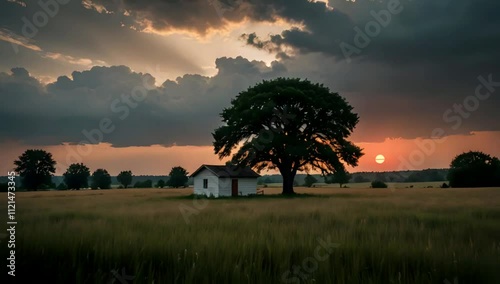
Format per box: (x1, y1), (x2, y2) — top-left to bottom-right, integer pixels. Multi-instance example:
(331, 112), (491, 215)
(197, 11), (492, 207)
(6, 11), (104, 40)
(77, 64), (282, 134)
(263, 181), (448, 189)
(1, 187), (500, 283)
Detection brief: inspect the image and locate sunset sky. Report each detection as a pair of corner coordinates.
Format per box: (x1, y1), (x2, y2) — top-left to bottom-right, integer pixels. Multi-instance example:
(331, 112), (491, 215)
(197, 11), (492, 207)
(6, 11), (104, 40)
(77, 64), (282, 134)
(1, 0), (499, 175)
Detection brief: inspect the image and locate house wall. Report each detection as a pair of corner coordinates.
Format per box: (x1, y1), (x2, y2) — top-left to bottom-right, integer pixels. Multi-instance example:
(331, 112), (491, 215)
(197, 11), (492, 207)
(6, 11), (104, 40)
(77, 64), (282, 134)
(193, 168), (219, 197)
(219, 177), (257, 197)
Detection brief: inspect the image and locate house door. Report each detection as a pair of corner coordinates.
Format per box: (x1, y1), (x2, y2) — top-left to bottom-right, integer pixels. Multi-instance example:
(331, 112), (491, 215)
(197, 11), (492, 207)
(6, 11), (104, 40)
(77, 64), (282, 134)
(231, 179), (238, 196)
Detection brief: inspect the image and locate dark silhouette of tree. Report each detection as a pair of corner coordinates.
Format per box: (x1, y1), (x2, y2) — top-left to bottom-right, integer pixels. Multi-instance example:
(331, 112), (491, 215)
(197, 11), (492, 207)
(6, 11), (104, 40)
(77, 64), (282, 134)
(14, 149), (56, 191)
(325, 169), (351, 187)
(371, 180), (388, 188)
(448, 151), (500, 188)
(134, 180), (153, 188)
(157, 179), (165, 188)
(167, 167), (189, 188)
(304, 174), (318, 187)
(63, 163), (90, 190)
(405, 169), (444, 182)
(0, 183), (8, 192)
(117, 170), (133, 188)
(213, 78), (363, 195)
(91, 169), (112, 189)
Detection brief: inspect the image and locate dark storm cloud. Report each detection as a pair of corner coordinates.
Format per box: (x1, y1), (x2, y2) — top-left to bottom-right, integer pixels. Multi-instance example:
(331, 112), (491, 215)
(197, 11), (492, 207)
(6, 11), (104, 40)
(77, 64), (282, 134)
(1, 0), (499, 146)
(0, 0), (203, 79)
(239, 0), (500, 66)
(81, 0), (500, 66)
(0, 58), (287, 146)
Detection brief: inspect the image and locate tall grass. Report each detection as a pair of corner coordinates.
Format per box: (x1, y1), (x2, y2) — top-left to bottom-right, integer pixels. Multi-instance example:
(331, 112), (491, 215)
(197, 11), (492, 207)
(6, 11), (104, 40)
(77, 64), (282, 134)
(1, 187), (499, 283)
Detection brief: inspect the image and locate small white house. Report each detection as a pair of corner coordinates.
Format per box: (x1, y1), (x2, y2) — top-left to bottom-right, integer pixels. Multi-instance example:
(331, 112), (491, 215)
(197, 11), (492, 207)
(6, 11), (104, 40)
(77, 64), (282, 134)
(191, 164), (260, 197)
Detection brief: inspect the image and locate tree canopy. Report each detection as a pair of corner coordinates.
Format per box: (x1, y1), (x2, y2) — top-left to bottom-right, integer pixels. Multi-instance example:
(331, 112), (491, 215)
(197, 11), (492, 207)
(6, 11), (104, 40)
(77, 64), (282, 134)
(91, 169), (112, 189)
(117, 170), (133, 188)
(448, 151), (500, 188)
(14, 149), (56, 190)
(63, 163), (90, 190)
(157, 179), (166, 188)
(167, 166), (189, 188)
(213, 78), (363, 194)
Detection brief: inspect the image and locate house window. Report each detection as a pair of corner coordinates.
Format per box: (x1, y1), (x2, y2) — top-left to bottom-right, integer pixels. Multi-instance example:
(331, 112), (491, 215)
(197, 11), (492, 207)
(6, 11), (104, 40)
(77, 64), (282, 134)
(203, 179), (208, 188)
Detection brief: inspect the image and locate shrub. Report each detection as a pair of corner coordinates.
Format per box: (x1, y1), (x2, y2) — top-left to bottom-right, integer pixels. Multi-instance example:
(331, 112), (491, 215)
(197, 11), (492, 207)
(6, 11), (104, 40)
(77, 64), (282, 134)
(371, 180), (388, 188)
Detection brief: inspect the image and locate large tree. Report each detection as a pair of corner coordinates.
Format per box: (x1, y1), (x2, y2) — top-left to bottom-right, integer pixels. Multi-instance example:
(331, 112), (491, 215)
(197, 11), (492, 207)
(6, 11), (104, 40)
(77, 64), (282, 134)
(63, 163), (90, 190)
(14, 149), (56, 191)
(448, 151), (500, 188)
(117, 170), (133, 188)
(167, 166), (189, 188)
(91, 169), (112, 189)
(213, 78), (363, 195)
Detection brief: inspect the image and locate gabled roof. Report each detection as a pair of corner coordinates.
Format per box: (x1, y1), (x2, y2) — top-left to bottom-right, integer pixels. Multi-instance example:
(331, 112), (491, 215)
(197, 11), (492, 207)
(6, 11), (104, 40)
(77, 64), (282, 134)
(190, 164), (260, 178)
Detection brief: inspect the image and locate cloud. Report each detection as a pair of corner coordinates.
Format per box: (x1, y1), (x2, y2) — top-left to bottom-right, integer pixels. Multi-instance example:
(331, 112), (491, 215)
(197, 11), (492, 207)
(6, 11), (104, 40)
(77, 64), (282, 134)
(241, 0), (500, 66)
(0, 0), (205, 81)
(0, 58), (287, 147)
(0, 28), (41, 52)
(2, 53), (499, 148)
(1, 0), (499, 147)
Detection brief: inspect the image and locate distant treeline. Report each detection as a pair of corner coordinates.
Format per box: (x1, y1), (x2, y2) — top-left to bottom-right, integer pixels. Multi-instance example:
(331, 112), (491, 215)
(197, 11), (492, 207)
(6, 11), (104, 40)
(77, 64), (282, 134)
(258, 169), (449, 185)
(0, 175), (195, 190)
(0, 169), (447, 190)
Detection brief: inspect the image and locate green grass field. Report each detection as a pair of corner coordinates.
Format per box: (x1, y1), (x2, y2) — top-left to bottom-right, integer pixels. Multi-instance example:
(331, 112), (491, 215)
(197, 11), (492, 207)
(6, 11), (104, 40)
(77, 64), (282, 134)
(2, 187), (500, 283)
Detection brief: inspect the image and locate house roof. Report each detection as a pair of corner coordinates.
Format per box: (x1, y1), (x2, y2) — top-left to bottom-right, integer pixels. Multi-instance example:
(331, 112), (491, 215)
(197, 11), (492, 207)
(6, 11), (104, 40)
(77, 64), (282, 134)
(190, 164), (260, 178)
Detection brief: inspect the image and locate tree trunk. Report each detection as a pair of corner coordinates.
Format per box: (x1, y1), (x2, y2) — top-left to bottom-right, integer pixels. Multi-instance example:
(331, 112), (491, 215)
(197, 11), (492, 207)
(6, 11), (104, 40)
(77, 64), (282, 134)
(281, 171), (296, 195)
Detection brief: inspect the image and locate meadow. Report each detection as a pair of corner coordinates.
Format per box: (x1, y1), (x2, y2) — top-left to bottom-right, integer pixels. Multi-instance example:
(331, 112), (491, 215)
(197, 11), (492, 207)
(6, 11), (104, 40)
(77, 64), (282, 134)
(1, 186), (500, 283)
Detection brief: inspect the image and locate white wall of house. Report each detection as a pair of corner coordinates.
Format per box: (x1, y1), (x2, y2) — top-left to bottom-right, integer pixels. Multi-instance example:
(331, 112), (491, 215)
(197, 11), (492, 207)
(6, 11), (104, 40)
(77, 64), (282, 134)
(218, 177), (257, 197)
(238, 178), (258, 196)
(193, 168), (219, 197)
(218, 178), (232, 197)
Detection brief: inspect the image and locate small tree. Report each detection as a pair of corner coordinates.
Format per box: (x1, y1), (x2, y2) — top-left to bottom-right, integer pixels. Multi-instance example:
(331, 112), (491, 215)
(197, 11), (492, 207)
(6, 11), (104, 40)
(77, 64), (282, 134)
(134, 180), (153, 188)
(63, 163), (90, 190)
(448, 151), (500, 188)
(14, 149), (56, 191)
(304, 174), (317, 187)
(325, 169), (351, 188)
(157, 179), (165, 188)
(167, 166), (189, 188)
(143, 180), (153, 188)
(371, 180), (388, 188)
(117, 170), (133, 188)
(91, 169), (112, 189)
